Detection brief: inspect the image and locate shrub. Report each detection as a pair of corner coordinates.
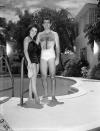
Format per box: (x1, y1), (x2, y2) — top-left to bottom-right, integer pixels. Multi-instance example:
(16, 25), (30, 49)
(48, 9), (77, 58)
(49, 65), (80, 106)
(81, 66), (88, 78)
(61, 50), (89, 77)
(88, 63), (100, 79)
(61, 51), (81, 77)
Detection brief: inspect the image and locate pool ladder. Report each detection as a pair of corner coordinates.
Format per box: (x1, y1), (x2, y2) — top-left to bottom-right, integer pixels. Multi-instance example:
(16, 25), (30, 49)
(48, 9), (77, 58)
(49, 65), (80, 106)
(20, 57), (29, 106)
(0, 55), (14, 97)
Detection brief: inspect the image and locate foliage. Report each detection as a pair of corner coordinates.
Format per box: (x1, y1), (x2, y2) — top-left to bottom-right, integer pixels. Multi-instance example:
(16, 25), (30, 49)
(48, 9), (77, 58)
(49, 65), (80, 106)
(84, 21), (100, 49)
(0, 17), (6, 27)
(13, 10), (33, 52)
(0, 17), (7, 45)
(61, 59), (82, 77)
(84, 0), (100, 48)
(5, 21), (17, 41)
(81, 66), (88, 78)
(61, 49), (89, 77)
(61, 51), (80, 77)
(12, 8), (76, 54)
(88, 62), (100, 79)
(0, 8), (76, 57)
(0, 8), (77, 70)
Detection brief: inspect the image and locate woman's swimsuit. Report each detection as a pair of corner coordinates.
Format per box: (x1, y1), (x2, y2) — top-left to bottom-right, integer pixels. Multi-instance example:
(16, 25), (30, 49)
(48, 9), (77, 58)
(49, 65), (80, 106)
(28, 40), (40, 64)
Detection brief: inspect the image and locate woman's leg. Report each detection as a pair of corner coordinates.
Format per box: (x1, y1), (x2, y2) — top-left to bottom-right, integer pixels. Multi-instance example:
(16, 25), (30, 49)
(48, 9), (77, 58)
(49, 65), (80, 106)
(31, 63), (40, 103)
(29, 79), (33, 100)
(36, 64), (39, 74)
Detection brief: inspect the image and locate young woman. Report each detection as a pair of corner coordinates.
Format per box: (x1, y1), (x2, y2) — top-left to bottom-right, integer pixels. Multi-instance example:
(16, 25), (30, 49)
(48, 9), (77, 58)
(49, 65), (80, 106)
(24, 25), (40, 104)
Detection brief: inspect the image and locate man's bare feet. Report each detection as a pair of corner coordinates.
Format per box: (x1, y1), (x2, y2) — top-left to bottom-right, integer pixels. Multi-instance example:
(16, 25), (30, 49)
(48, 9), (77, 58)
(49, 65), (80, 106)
(47, 97), (64, 107)
(41, 96), (50, 104)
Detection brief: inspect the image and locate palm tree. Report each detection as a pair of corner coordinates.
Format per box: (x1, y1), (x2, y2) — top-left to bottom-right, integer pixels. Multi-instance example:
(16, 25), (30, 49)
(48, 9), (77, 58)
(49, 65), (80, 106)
(85, 0), (100, 48)
(84, 0), (100, 79)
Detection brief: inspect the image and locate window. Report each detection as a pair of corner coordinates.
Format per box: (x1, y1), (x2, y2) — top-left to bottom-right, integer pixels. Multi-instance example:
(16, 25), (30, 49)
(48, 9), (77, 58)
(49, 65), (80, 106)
(80, 47), (87, 61)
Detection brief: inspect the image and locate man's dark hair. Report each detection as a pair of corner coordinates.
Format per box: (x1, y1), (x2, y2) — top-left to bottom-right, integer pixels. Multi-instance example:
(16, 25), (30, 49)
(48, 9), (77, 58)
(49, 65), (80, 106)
(43, 17), (52, 23)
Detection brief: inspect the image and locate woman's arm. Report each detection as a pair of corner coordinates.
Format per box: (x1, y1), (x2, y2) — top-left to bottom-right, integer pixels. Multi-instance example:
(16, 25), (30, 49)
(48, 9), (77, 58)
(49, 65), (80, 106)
(24, 37), (31, 66)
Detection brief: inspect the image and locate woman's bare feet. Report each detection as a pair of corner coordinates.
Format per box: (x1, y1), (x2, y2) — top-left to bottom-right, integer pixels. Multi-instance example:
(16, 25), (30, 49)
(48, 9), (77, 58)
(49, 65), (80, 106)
(35, 97), (41, 105)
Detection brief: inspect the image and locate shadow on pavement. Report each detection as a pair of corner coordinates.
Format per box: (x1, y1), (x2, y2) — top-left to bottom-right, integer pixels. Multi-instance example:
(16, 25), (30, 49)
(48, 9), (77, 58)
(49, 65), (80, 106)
(88, 127), (100, 131)
(19, 100), (44, 109)
(0, 97), (11, 105)
(47, 100), (64, 107)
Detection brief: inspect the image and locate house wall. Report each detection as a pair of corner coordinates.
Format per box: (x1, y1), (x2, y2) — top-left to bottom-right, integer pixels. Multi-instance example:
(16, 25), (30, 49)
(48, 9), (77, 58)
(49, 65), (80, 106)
(75, 3), (98, 67)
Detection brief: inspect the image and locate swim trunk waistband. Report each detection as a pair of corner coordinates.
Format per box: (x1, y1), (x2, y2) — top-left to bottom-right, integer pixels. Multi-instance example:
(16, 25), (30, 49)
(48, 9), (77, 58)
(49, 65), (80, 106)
(41, 48), (55, 61)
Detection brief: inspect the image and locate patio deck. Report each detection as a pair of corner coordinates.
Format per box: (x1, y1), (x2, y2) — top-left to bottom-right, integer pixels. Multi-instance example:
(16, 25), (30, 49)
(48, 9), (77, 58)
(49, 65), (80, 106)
(0, 77), (100, 131)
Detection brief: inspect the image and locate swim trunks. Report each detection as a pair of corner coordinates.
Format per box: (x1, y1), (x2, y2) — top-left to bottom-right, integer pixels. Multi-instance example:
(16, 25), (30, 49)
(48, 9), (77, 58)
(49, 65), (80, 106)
(41, 48), (55, 61)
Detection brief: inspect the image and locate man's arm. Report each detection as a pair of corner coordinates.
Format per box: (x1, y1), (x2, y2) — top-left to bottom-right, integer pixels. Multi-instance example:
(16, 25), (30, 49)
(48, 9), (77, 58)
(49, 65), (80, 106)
(55, 32), (60, 65)
(36, 33), (40, 45)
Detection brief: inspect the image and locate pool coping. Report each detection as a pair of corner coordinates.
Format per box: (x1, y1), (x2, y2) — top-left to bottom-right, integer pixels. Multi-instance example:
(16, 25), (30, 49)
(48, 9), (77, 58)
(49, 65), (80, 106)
(54, 76), (87, 100)
(0, 76), (100, 131)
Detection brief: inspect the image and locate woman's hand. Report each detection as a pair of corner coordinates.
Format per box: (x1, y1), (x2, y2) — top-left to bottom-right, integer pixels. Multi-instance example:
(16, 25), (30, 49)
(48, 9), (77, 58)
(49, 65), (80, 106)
(28, 61), (31, 68)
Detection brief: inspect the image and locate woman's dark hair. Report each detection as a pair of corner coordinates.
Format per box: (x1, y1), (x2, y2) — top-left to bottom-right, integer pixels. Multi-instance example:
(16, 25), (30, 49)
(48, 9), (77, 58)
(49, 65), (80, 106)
(26, 24), (39, 36)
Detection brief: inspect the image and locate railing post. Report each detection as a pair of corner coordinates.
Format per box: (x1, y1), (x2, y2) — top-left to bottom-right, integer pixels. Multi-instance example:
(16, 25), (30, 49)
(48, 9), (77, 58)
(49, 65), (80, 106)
(0, 45), (14, 97)
(20, 57), (24, 106)
(4, 57), (14, 97)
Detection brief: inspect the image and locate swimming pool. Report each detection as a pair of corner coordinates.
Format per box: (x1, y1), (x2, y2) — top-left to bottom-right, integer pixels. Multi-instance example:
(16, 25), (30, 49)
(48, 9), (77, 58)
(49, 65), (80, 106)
(0, 76), (78, 98)
(0, 76), (92, 131)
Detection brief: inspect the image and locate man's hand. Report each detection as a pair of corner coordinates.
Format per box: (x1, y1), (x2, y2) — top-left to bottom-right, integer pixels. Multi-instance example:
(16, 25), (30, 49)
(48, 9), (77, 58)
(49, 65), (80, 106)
(55, 58), (59, 66)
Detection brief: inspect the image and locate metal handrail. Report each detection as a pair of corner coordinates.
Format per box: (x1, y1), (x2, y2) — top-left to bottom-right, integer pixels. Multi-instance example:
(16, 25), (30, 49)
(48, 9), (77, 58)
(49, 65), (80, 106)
(0, 56), (14, 97)
(20, 57), (24, 106)
(20, 57), (29, 106)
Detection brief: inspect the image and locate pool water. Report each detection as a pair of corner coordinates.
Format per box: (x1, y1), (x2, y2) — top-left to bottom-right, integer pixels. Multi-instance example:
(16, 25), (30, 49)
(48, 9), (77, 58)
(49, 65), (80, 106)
(0, 76), (78, 98)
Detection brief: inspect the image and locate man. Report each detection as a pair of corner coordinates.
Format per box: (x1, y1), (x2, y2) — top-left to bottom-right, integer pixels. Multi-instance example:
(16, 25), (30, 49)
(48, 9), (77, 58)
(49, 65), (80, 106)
(36, 18), (60, 103)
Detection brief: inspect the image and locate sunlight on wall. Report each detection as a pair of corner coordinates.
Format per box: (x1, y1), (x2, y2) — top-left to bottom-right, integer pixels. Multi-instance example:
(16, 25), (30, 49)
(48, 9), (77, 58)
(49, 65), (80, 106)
(6, 43), (12, 56)
(94, 40), (99, 55)
(90, 40), (99, 68)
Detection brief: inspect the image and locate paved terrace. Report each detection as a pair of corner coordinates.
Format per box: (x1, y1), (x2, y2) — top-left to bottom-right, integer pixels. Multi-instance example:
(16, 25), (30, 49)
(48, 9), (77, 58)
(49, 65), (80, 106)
(0, 76), (100, 131)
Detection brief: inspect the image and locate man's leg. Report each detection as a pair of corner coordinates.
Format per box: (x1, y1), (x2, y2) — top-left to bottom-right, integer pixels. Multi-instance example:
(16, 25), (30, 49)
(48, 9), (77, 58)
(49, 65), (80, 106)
(48, 58), (57, 100)
(40, 59), (48, 97)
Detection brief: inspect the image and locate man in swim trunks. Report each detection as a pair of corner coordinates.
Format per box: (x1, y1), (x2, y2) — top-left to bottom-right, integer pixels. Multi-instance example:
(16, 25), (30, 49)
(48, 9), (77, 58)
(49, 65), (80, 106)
(36, 18), (60, 103)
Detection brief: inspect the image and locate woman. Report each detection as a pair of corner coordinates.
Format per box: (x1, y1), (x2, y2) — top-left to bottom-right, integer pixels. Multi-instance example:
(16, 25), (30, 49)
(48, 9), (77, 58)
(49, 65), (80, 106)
(24, 24), (40, 104)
